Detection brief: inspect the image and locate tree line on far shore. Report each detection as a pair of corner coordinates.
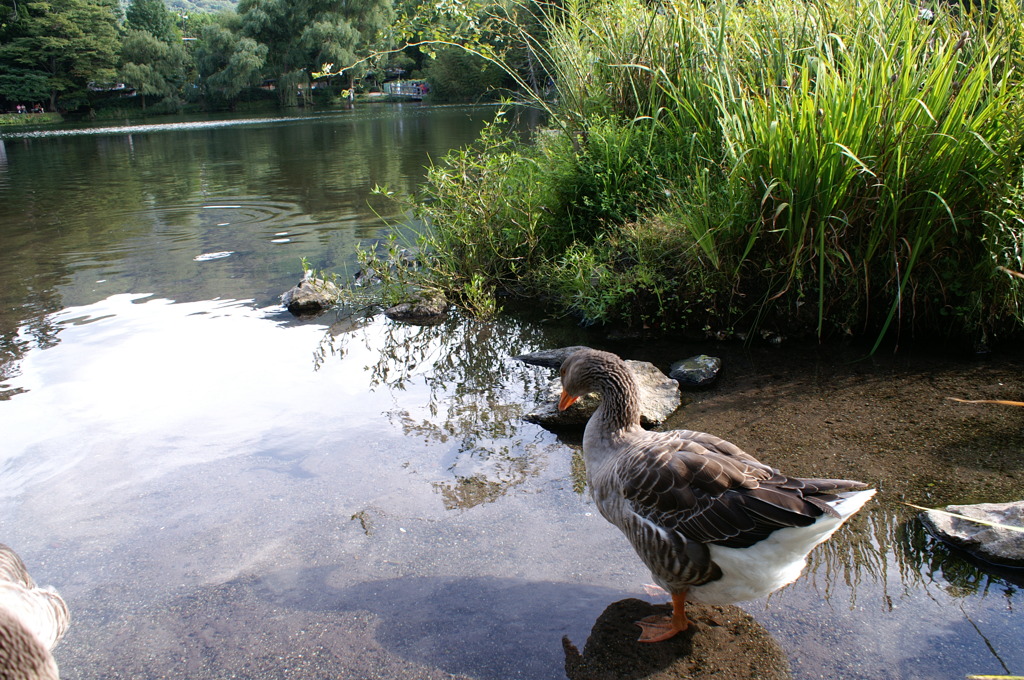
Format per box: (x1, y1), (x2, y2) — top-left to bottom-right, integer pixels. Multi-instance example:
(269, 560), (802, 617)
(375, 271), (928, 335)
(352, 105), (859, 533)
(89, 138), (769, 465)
(0, 0), (516, 115)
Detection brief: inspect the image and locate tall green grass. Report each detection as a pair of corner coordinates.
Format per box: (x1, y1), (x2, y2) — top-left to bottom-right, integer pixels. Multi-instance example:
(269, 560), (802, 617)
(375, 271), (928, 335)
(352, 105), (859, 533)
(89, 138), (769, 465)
(409, 0), (1024, 346)
(716, 0), (1021, 347)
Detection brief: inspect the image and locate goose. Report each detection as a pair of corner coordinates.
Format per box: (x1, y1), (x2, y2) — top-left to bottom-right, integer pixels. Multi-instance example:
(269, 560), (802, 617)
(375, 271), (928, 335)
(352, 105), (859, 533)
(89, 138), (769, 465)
(557, 348), (876, 642)
(0, 544), (70, 680)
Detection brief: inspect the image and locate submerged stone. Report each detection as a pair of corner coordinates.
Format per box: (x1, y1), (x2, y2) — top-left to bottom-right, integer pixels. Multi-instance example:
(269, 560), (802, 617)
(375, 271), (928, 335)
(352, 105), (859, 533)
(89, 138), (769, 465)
(920, 501), (1024, 568)
(669, 355), (722, 388)
(563, 598), (791, 680)
(515, 346), (592, 369)
(383, 296), (449, 325)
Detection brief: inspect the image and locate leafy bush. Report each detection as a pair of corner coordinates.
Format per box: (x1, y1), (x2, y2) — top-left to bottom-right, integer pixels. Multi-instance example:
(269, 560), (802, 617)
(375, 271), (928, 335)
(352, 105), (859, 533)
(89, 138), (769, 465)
(416, 112), (565, 292)
(543, 214), (729, 330)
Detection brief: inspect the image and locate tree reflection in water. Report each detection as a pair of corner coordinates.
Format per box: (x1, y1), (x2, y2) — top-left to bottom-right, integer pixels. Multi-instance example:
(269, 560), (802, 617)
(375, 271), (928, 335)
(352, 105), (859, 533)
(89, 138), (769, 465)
(804, 502), (1019, 599)
(314, 308), (574, 510)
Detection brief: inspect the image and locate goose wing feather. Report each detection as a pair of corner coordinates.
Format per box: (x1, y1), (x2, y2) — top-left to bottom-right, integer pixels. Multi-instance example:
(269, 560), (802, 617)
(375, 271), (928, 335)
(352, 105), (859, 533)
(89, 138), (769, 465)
(617, 429), (865, 549)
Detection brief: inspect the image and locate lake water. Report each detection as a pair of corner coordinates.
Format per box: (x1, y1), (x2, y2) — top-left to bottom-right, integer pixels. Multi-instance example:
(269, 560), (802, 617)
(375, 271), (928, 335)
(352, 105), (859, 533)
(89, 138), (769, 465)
(1, 104), (1022, 680)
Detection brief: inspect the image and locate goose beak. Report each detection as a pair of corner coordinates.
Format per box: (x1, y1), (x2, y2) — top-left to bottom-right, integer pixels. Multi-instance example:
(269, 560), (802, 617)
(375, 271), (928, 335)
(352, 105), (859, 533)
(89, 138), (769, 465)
(558, 390), (580, 411)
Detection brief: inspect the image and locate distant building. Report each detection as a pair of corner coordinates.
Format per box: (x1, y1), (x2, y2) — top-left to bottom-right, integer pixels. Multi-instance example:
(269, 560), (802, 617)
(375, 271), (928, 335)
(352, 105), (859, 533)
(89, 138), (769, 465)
(382, 80), (430, 99)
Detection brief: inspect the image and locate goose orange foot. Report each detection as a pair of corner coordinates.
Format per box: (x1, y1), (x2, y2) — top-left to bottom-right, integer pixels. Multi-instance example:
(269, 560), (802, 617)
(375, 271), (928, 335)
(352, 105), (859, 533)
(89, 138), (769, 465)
(636, 591), (691, 642)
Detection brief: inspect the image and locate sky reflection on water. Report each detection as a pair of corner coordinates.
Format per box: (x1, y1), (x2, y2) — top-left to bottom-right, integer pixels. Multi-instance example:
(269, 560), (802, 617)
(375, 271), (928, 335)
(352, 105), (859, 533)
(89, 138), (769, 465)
(2, 296), (382, 500)
(0, 115), (326, 140)
(1, 292), (1020, 680)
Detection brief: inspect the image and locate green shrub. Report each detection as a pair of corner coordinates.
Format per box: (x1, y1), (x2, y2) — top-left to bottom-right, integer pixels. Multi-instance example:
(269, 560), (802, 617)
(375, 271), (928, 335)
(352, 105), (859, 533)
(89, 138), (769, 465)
(543, 214), (729, 331)
(415, 112), (562, 291)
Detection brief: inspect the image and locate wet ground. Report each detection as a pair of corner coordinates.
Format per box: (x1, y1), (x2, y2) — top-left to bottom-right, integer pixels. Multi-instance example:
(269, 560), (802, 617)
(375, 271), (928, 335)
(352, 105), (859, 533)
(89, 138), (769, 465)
(2, 297), (1022, 680)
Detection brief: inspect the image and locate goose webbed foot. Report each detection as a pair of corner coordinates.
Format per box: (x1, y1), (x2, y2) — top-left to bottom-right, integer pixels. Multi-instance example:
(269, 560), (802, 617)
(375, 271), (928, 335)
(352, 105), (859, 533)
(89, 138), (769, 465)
(636, 590), (691, 642)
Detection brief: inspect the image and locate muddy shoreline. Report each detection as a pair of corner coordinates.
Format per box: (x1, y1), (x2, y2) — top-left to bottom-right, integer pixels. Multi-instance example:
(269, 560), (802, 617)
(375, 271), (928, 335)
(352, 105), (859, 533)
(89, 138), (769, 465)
(623, 340), (1024, 504)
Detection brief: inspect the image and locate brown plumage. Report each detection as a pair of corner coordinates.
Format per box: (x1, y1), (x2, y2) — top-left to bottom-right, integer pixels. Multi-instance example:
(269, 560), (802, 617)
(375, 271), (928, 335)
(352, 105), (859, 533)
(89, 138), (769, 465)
(0, 545), (69, 680)
(558, 348), (875, 642)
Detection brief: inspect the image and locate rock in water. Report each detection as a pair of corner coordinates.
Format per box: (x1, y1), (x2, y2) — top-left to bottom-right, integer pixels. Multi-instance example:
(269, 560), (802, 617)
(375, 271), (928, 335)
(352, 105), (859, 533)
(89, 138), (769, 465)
(281, 278), (341, 317)
(515, 346), (593, 369)
(669, 355), (722, 388)
(920, 501), (1024, 568)
(562, 598), (791, 680)
(525, 359), (681, 428)
(383, 296), (449, 325)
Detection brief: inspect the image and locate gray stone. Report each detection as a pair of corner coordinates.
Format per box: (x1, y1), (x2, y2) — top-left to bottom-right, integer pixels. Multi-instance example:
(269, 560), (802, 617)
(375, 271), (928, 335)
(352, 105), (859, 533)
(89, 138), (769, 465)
(525, 359), (681, 428)
(281, 278), (341, 317)
(920, 501), (1024, 568)
(515, 346), (592, 369)
(669, 354), (722, 388)
(384, 296), (449, 325)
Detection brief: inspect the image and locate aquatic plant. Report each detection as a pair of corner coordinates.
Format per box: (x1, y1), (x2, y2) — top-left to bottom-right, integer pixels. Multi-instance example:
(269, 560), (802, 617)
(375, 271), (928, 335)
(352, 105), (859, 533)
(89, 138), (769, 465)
(408, 0), (1024, 348)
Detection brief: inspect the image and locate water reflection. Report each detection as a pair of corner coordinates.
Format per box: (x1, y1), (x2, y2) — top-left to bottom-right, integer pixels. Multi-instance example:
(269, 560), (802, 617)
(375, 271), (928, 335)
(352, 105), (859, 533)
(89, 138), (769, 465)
(0, 106), (500, 403)
(904, 516), (1023, 591)
(795, 493), (1022, 607)
(0, 114), (328, 139)
(315, 309), (590, 511)
(754, 500), (1022, 679)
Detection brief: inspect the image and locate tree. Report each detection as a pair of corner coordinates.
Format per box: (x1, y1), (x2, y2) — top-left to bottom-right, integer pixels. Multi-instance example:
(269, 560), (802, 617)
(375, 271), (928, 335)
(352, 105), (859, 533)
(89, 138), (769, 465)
(0, 0), (120, 111)
(125, 0), (179, 43)
(0, 68), (51, 104)
(237, 0), (395, 105)
(366, 0), (547, 100)
(423, 45), (509, 101)
(193, 15), (267, 106)
(119, 29), (187, 109)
